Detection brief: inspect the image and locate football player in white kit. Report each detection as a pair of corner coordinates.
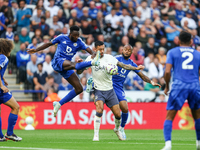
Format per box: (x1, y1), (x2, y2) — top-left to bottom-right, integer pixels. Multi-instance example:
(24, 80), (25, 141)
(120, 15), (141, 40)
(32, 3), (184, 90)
(79, 41), (144, 141)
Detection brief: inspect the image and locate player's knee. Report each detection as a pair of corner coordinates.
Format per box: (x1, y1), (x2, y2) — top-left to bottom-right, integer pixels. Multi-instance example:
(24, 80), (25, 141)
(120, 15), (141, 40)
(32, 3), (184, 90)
(115, 113), (121, 119)
(121, 107), (128, 113)
(96, 108), (103, 114)
(75, 86), (83, 94)
(13, 103), (20, 114)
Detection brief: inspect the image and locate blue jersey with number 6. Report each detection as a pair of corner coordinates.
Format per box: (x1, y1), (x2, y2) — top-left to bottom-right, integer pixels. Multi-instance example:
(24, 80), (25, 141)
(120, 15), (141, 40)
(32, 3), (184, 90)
(166, 46), (200, 110)
(166, 46), (200, 83)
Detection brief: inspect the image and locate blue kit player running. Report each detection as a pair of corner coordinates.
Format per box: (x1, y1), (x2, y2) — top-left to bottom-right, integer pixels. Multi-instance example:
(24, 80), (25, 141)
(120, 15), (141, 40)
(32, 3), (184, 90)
(161, 31), (200, 150)
(0, 39), (22, 142)
(112, 44), (161, 140)
(27, 26), (100, 117)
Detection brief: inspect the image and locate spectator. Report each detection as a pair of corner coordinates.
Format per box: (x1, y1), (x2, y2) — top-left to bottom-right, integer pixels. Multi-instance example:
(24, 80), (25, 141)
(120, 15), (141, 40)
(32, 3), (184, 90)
(154, 20), (166, 41)
(61, 0), (71, 20)
(58, 77), (73, 91)
(114, 1), (122, 16)
(165, 20), (182, 43)
(73, 92), (89, 102)
(111, 27), (123, 55)
(91, 19), (102, 40)
(96, 11), (105, 30)
(133, 10), (145, 28)
(44, 88), (61, 102)
(39, 35), (50, 54)
(9, 34), (21, 70)
(192, 29), (200, 45)
(49, 28), (55, 39)
(170, 36), (179, 48)
(45, 11), (52, 26)
(119, 8), (132, 35)
(103, 20), (115, 44)
(127, 1), (135, 17)
(175, 2), (185, 23)
(43, 75), (58, 93)
(127, 28), (137, 47)
(117, 19), (125, 36)
(88, 1), (98, 19)
(121, 36), (129, 46)
(144, 52), (154, 71)
(0, 6), (6, 35)
(26, 54), (37, 84)
(32, 0), (45, 16)
(156, 37), (170, 52)
(80, 7), (91, 22)
(123, 76), (133, 90)
(128, 20), (139, 38)
(0, 24), (14, 40)
(74, 1), (83, 19)
(136, 25), (149, 48)
(43, 54), (53, 75)
(11, 0), (18, 21)
(136, 0), (151, 20)
(156, 47), (166, 68)
(33, 63), (48, 101)
(181, 10), (197, 30)
(181, 0), (190, 12)
(144, 77), (160, 92)
(197, 45), (200, 52)
(148, 57), (164, 79)
(50, 15), (63, 35)
(19, 27), (31, 45)
(2, 1), (13, 25)
(31, 8), (42, 26)
(130, 46), (144, 66)
(161, 13), (170, 26)
(105, 8), (119, 29)
(47, 44), (55, 59)
(33, 28), (43, 43)
(16, 43), (30, 89)
(50, 71), (62, 85)
(135, 42), (145, 57)
(57, 9), (68, 25)
(80, 19), (92, 40)
(190, 3), (199, 23)
(106, 47), (112, 55)
(12, 0), (31, 33)
(101, 3), (109, 17)
(160, 0), (176, 21)
(33, 16), (50, 36)
(80, 76), (87, 90)
(155, 93), (167, 102)
(150, 0), (160, 18)
(36, 50), (46, 63)
(117, 46), (123, 55)
(27, 37), (37, 49)
(62, 26), (68, 34)
(68, 9), (80, 27)
(45, 0), (59, 17)
(133, 74), (144, 91)
(144, 18), (157, 37)
(144, 37), (157, 57)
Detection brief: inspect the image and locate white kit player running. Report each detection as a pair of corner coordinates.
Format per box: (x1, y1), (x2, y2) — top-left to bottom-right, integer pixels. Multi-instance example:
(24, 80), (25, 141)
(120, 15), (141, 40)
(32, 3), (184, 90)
(79, 41), (144, 141)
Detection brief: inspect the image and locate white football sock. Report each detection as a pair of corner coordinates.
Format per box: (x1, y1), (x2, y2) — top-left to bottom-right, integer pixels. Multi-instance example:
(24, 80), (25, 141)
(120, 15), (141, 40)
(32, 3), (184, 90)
(196, 140), (200, 146)
(94, 115), (101, 135)
(115, 118), (121, 130)
(165, 140), (172, 147)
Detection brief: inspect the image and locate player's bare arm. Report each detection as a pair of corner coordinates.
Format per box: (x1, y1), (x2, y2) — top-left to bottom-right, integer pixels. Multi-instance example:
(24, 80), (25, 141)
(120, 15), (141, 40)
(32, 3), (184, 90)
(117, 61), (144, 70)
(137, 72), (161, 88)
(27, 42), (53, 54)
(85, 47), (94, 56)
(3, 77), (8, 86)
(0, 67), (9, 93)
(164, 63), (172, 95)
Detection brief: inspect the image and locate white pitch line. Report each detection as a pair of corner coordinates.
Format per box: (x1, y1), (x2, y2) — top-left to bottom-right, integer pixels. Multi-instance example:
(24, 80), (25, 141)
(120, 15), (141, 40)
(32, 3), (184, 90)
(108, 142), (195, 146)
(0, 146), (73, 150)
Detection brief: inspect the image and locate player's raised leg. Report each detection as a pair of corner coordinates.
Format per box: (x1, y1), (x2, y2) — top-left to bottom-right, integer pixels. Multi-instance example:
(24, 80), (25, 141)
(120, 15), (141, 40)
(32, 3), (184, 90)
(4, 97), (22, 141)
(119, 101), (128, 140)
(0, 106), (6, 142)
(93, 100), (104, 141)
(110, 104), (123, 141)
(161, 110), (177, 150)
(53, 72), (83, 117)
(191, 109), (200, 150)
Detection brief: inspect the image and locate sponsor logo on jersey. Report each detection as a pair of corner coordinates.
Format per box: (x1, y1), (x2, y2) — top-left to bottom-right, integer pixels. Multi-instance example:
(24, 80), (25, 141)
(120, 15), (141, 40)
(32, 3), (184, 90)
(62, 41), (66, 44)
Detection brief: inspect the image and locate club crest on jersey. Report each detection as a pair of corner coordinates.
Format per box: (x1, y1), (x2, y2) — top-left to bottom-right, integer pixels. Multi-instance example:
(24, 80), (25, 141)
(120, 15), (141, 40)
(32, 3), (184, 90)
(73, 43), (77, 47)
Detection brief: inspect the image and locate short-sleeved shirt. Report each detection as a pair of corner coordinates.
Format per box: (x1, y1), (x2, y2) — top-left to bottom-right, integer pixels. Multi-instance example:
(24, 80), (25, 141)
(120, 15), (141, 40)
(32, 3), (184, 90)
(16, 8), (32, 26)
(33, 70), (48, 85)
(0, 54), (8, 86)
(26, 61), (37, 78)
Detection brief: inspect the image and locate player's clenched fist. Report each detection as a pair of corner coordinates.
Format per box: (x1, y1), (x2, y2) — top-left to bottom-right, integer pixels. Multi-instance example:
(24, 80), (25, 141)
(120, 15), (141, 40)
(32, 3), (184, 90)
(27, 48), (37, 54)
(137, 65), (145, 70)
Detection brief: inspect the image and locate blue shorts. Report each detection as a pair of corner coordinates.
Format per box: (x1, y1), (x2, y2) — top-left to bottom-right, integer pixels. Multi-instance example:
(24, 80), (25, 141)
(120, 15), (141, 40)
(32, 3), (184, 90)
(113, 85), (126, 102)
(94, 88), (119, 108)
(52, 58), (75, 79)
(0, 89), (12, 104)
(167, 80), (200, 110)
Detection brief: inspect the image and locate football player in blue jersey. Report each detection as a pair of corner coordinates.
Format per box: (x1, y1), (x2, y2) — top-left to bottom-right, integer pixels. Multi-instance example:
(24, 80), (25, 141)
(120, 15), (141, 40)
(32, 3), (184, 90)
(27, 26), (100, 117)
(112, 44), (161, 140)
(161, 31), (200, 150)
(0, 39), (22, 142)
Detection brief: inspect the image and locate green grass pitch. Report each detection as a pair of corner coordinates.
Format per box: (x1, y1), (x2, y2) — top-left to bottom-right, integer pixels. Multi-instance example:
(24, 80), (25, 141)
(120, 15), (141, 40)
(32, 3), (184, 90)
(0, 129), (196, 150)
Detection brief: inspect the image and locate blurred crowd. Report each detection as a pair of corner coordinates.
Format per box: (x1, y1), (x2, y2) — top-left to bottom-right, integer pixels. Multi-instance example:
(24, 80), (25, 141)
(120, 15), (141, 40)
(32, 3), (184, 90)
(1, 0), (200, 101)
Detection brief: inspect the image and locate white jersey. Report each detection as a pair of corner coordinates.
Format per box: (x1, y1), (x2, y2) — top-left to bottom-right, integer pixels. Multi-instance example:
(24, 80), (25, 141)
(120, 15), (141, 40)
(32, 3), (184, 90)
(85, 54), (118, 91)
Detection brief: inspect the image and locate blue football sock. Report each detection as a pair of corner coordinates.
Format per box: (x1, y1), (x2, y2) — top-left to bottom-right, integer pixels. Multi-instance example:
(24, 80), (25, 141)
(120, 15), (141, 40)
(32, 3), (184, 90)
(59, 89), (77, 106)
(0, 117), (4, 138)
(163, 120), (172, 141)
(7, 113), (18, 136)
(195, 119), (200, 140)
(75, 61), (92, 70)
(121, 112), (128, 128)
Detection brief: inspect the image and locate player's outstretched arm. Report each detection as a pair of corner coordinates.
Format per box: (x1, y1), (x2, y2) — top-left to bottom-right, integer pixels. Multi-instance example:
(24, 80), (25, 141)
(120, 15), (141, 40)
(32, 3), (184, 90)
(27, 42), (53, 54)
(164, 63), (172, 95)
(137, 72), (161, 88)
(117, 61), (145, 70)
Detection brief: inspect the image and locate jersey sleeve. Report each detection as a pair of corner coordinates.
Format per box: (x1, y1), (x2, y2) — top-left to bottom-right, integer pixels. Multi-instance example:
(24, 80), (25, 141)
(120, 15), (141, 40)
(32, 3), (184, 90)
(0, 55), (7, 69)
(131, 61), (140, 73)
(79, 38), (89, 50)
(51, 34), (63, 45)
(111, 56), (118, 65)
(166, 50), (173, 65)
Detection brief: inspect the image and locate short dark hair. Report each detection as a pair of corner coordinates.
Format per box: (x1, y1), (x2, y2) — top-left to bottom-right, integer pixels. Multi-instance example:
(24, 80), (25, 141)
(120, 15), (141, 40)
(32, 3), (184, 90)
(70, 26), (79, 33)
(47, 75), (54, 79)
(41, 16), (46, 20)
(179, 31), (191, 45)
(95, 41), (104, 48)
(37, 63), (43, 67)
